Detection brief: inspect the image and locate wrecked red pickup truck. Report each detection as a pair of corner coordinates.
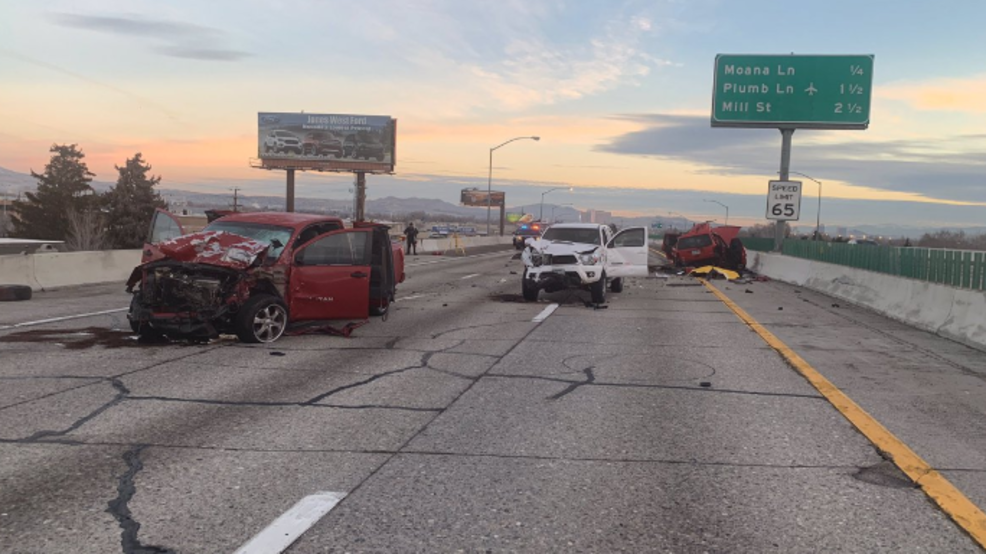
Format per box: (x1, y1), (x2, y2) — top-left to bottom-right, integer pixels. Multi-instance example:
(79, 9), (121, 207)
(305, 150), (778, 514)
(126, 210), (405, 343)
(671, 222), (746, 270)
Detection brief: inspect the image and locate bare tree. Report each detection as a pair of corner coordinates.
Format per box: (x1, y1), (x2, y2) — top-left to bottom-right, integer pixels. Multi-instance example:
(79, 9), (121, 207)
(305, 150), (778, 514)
(0, 210), (11, 238)
(65, 208), (108, 251)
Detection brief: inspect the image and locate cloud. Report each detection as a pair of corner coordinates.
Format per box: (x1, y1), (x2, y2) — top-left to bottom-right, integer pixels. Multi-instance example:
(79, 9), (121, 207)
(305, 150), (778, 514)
(155, 46), (249, 62)
(335, 3), (678, 116)
(49, 13), (250, 61)
(632, 16), (653, 31)
(464, 16), (670, 110)
(0, 50), (182, 121)
(880, 75), (986, 113)
(596, 114), (986, 204)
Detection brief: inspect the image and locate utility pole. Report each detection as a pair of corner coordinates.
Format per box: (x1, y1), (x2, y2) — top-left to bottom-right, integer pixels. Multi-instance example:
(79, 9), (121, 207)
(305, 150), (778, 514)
(231, 187), (241, 212)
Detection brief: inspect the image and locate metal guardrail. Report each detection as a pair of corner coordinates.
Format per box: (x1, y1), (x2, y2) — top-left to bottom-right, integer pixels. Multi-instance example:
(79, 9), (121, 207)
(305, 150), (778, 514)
(781, 240), (986, 291)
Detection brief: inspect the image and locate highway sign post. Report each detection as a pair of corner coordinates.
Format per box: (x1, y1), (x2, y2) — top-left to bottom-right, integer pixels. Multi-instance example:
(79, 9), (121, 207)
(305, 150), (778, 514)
(766, 180), (803, 221)
(711, 54), (874, 249)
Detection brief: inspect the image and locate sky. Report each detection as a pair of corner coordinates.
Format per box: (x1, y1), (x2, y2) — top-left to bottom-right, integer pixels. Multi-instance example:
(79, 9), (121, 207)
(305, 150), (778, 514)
(2, 0), (986, 229)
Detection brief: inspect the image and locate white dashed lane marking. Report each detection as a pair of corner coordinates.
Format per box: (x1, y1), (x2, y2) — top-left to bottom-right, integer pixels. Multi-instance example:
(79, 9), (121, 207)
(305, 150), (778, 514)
(234, 492), (347, 554)
(0, 308), (129, 331)
(532, 303), (559, 323)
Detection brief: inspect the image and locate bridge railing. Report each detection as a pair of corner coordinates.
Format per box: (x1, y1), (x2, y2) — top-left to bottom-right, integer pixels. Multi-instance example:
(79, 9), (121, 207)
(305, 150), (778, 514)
(780, 240), (986, 292)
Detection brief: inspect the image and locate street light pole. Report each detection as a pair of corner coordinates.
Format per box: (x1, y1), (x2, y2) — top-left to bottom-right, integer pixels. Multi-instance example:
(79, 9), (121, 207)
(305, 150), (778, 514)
(789, 171), (822, 240)
(487, 136), (540, 236)
(703, 199), (729, 225)
(540, 186), (573, 221)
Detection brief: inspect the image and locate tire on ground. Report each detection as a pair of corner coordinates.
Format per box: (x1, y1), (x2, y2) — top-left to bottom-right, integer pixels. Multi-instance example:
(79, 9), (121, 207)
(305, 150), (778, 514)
(0, 285), (32, 302)
(590, 273), (606, 304)
(522, 270), (539, 302)
(610, 277), (623, 293)
(234, 294), (289, 344)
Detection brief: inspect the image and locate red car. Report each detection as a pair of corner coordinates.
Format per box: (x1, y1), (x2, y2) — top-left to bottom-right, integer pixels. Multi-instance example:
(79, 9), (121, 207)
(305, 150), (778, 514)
(672, 223), (746, 270)
(127, 210), (405, 343)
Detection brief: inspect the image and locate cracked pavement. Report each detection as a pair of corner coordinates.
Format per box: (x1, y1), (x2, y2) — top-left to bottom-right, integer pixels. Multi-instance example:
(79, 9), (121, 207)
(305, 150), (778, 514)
(0, 247), (983, 552)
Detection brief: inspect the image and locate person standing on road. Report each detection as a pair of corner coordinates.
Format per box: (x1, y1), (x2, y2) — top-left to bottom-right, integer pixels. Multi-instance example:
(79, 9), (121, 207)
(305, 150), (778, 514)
(404, 222), (419, 255)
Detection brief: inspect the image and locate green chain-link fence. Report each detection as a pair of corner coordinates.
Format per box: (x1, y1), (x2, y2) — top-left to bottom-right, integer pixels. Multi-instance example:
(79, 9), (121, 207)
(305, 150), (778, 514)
(779, 240), (986, 291)
(742, 237), (776, 252)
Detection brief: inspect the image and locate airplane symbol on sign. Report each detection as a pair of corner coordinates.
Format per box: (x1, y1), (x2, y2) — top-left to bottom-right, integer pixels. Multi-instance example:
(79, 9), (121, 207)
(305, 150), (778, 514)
(805, 83), (818, 96)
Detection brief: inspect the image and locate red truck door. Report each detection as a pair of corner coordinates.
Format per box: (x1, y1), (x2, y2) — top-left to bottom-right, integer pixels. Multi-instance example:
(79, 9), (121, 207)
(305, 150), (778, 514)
(289, 228), (372, 322)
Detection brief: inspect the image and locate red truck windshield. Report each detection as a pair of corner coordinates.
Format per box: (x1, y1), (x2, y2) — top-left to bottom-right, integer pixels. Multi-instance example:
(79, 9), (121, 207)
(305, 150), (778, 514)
(204, 221), (294, 260)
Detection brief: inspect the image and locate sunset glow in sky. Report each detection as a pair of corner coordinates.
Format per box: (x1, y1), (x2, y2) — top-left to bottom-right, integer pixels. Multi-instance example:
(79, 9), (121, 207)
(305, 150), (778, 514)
(2, 0), (986, 227)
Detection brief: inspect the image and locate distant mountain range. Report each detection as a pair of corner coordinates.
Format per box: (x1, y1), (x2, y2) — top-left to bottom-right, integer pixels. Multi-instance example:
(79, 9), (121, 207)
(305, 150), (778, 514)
(2, 165), (982, 238)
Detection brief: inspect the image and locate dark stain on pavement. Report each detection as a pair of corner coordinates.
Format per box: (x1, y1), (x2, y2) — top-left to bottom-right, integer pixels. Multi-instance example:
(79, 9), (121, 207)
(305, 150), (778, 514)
(0, 327), (165, 349)
(852, 461), (914, 489)
(491, 293), (528, 303)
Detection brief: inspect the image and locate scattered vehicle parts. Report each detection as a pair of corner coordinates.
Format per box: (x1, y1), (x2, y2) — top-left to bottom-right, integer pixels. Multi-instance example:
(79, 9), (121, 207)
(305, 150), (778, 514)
(689, 266), (741, 281)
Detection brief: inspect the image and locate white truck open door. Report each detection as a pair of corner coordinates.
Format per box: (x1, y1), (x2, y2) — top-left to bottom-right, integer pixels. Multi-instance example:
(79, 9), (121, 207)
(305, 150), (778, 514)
(605, 227), (649, 278)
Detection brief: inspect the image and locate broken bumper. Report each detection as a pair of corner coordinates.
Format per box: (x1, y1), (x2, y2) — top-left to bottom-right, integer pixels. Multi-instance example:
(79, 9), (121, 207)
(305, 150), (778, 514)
(525, 264), (602, 290)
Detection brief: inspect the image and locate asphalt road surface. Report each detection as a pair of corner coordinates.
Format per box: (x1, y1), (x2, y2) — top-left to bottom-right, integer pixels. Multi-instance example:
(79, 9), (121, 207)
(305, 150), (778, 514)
(1, 247), (984, 553)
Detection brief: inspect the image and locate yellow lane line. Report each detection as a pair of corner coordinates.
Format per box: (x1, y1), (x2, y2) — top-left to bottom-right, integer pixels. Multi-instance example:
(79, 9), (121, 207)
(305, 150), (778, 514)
(702, 279), (986, 549)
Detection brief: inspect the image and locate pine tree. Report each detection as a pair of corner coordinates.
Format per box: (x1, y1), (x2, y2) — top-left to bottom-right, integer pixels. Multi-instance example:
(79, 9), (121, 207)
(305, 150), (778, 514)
(12, 144), (96, 240)
(103, 153), (166, 249)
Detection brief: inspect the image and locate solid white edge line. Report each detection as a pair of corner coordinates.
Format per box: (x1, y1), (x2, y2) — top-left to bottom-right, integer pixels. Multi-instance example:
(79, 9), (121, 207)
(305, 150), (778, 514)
(532, 303), (559, 323)
(460, 273), (481, 280)
(1, 307), (130, 330)
(234, 491), (347, 554)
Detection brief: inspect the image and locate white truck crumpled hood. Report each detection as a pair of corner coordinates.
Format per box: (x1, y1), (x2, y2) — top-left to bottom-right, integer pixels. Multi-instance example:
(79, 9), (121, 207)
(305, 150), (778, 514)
(523, 239), (598, 266)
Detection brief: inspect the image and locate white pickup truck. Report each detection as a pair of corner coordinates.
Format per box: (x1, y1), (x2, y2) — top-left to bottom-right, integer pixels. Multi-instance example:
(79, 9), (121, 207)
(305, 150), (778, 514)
(520, 223), (649, 304)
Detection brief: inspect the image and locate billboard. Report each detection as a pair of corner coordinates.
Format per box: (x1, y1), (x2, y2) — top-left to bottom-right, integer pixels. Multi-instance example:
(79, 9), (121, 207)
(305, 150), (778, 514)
(257, 113), (396, 173)
(461, 188), (505, 207)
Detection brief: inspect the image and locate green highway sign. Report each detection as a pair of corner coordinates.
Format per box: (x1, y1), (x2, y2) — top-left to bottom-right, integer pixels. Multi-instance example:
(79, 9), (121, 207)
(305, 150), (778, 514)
(711, 54), (874, 129)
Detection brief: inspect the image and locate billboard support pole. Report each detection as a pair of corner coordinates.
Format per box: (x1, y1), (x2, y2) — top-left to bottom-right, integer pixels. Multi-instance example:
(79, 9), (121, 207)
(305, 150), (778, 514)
(499, 203), (505, 237)
(355, 171), (367, 222)
(286, 169), (296, 213)
(486, 148), (493, 237)
(775, 128), (794, 251)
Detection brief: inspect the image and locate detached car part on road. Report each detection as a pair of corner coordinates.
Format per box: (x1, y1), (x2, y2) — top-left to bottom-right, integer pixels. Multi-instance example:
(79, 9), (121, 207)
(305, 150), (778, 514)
(127, 210), (405, 343)
(521, 223), (649, 304)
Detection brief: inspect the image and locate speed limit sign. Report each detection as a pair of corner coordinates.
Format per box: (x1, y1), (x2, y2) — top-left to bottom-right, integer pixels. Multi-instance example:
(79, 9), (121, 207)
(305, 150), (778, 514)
(766, 180), (802, 221)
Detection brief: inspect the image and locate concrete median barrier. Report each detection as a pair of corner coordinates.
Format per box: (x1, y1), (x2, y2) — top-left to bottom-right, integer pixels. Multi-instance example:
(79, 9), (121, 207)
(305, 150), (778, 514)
(414, 236), (514, 254)
(749, 251), (986, 351)
(0, 250), (141, 292)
